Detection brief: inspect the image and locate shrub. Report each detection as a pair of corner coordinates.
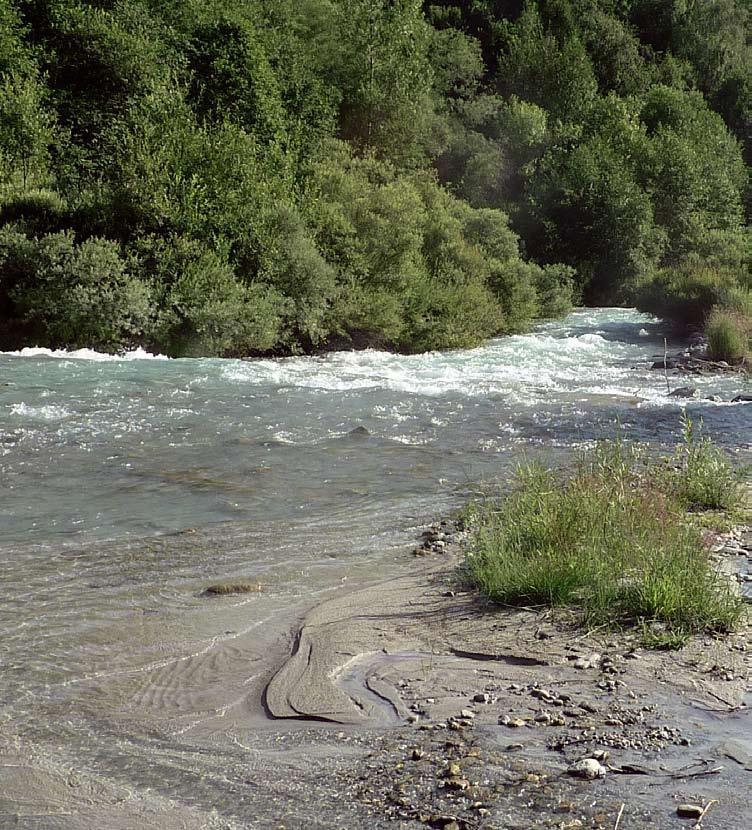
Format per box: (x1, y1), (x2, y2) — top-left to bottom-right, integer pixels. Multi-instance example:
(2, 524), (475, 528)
(664, 413), (742, 511)
(635, 262), (742, 323)
(0, 189), (68, 234)
(260, 205), (338, 349)
(134, 235), (285, 357)
(307, 140), (534, 352)
(534, 263), (576, 318)
(721, 285), (752, 318)
(487, 259), (540, 333)
(0, 227), (153, 351)
(402, 269), (505, 352)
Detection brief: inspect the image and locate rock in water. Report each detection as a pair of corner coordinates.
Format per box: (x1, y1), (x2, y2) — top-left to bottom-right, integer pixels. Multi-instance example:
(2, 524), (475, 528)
(205, 582), (262, 595)
(567, 758), (607, 779)
(732, 395), (752, 403)
(348, 426), (370, 437)
(669, 386), (699, 398)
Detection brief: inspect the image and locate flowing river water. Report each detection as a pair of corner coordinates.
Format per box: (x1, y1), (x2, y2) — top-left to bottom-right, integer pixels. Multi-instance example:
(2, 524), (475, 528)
(0, 308), (750, 828)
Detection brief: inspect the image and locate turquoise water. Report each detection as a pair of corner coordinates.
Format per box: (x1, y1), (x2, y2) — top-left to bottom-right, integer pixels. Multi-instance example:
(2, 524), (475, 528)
(1, 308), (748, 545)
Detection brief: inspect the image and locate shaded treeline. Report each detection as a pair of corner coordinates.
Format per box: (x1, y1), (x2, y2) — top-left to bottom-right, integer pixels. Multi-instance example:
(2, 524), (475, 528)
(0, 1), (748, 355)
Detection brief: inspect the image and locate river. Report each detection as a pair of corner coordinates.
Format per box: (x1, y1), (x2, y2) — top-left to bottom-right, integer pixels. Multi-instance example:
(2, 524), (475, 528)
(0, 308), (749, 828)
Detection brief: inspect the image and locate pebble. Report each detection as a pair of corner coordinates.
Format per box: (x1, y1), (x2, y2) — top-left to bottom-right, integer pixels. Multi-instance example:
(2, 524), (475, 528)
(531, 688), (556, 702)
(573, 652), (601, 670)
(473, 692), (491, 703)
(444, 777), (470, 791)
(460, 709), (475, 719)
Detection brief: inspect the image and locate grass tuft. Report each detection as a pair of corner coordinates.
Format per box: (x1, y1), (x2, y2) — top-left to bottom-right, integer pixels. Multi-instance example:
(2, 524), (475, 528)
(705, 308), (749, 362)
(661, 413), (742, 511)
(465, 426), (745, 647)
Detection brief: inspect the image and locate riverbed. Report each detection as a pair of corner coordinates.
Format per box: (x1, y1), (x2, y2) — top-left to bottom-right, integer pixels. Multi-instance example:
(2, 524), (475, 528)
(0, 308), (749, 828)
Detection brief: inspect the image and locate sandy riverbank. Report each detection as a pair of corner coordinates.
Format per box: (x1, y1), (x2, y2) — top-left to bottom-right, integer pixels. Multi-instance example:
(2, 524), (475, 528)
(256, 525), (752, 829)
(1, 528), (749, 830)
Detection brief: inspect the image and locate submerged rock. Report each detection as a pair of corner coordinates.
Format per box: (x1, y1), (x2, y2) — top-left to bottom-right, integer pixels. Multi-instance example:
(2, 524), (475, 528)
(669, 386), (699, 398)
(348, 426), (370, 437)
(204, 581), (262, 595)
(732, 395), (752, 403)
(651, 358), (679, 370)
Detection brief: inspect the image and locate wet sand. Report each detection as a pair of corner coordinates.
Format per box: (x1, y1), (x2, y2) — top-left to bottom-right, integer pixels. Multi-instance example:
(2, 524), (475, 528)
(3, 527), (750, 829)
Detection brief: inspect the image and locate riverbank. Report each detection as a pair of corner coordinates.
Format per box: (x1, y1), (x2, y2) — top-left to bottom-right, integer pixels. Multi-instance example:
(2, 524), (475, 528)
(257, 522), (752, 829)
(2, 520), (747, 830)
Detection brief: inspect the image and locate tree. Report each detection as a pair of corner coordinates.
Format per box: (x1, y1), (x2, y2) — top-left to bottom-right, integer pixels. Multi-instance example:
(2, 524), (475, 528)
(0, 72), (53, 189)
(329, 0), (434, 162)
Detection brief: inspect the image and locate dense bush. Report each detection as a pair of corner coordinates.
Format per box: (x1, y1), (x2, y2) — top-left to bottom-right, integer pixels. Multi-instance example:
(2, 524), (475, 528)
(0, 0), (749, 354)
(0, 227), (152, 350)
(133, 235), (285, 357)
(636, 263), (743, 324)
(706, 309), (749, 363)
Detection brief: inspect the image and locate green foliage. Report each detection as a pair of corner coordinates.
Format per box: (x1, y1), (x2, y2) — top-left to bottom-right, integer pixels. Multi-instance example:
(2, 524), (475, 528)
(261, 205), (338, 349)
(132, 234), (285, 356)
(529, 104), (664, 300)
(0, 226), (153, 350)
(308, 141), (523, 351)
(497, 3), (598, 121)
(487, 259), (540, 332)
(638, 85), (747, 264)
(705, 308), (749, 364)
(465, 433), (744, 643)
(0, 188), (67, 235)
(326, 0), (435, 163)
(0, 72), (54, 189)
(0, 0), (749, 354)
(662, 414), (742, 512)
(636, 262), (744, 324)
(186, 12), (287, 142)
(534, 263), (576, 317)
(721, 285), (752, 319)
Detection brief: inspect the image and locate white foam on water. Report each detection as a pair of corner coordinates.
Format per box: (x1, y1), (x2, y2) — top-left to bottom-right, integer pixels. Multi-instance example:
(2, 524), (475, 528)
(10, 402), (72, 421)
(218, 321), (650, 401)
(2, 346), (168, 361)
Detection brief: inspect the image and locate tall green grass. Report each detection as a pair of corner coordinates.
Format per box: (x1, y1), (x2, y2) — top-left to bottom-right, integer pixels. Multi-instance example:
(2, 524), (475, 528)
(662, 414), (742, 511)
(706, 308), (749, 362)
(465, 425), (744, 645)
